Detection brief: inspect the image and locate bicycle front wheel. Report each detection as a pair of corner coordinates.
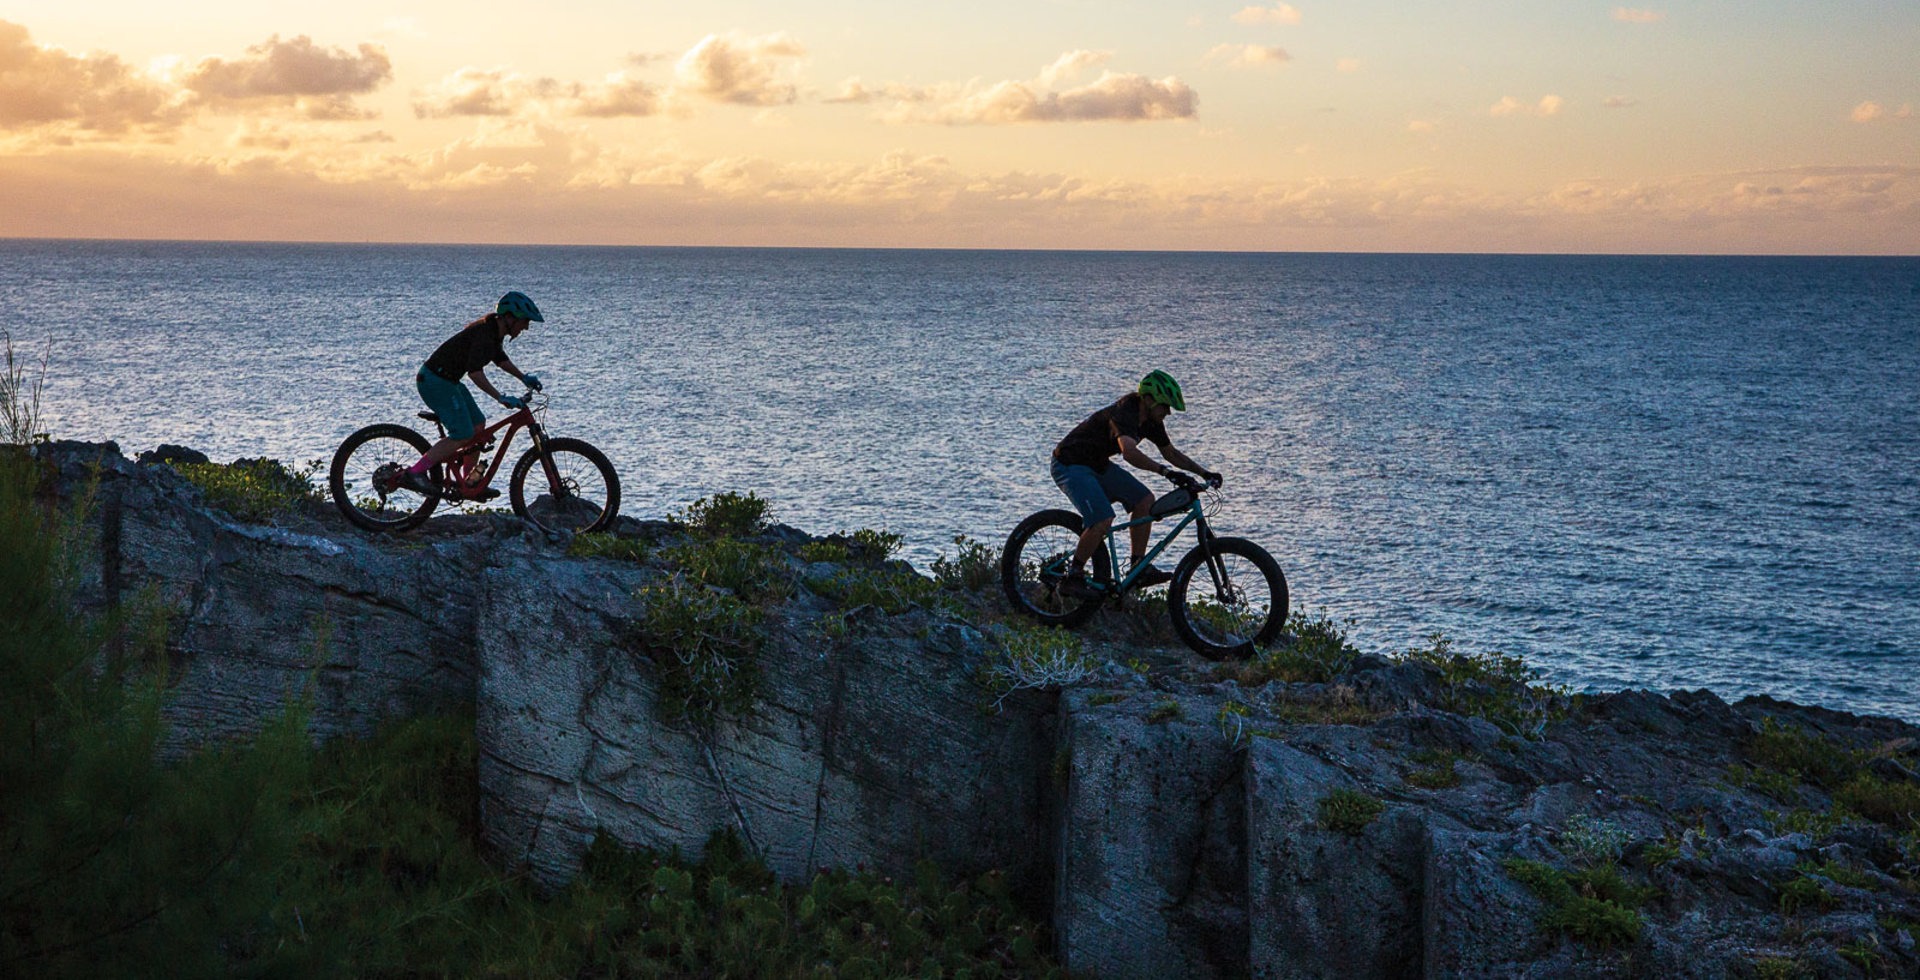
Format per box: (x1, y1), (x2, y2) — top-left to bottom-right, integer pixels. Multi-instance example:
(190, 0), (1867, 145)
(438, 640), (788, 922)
(1168, 536), (1287, 660)
(510, 437), (620, 534)
(1000, 509), (1109, 629)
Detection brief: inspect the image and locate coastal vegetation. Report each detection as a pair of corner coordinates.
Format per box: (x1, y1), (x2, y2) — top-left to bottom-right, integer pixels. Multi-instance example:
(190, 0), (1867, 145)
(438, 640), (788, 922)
(0, 452), (1063, 976)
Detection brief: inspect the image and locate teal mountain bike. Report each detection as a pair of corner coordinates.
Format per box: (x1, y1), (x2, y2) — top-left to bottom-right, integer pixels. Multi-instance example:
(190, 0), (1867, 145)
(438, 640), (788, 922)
(1000, 471), (1287, 660)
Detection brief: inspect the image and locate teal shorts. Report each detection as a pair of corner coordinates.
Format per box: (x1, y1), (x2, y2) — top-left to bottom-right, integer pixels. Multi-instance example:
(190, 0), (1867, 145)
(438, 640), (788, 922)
(416, 366), (484, 440)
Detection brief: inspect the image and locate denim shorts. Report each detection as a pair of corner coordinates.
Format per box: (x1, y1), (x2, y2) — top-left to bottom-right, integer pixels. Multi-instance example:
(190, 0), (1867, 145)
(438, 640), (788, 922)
(1051, 459), (1151, 528)
(416, 366), (484, 441)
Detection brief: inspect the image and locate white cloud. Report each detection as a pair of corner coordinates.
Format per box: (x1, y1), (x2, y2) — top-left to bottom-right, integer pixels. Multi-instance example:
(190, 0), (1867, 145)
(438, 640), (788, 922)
(1490, 95), (1562, 117)
(1611, 8), (1665, 24)
(1231, 3), (1302, 26)
(1851, 101), (1883, 123)
(673, 32), (806, 106)
(1038, 50), (1111, 88)
(856, 54), (1198, 125)
(1207, 44), (1291, 69)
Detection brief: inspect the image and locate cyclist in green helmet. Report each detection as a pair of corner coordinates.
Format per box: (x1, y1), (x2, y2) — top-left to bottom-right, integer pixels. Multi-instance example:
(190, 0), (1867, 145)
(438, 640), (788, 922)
(1050, 369), (1223, 598)
(398, 291), (546, 495)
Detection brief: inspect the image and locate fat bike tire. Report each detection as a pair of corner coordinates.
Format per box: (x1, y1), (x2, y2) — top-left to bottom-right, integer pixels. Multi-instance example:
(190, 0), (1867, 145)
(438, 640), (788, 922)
(1000, 508), (1111, 629)
(1167, 536), (1288, 660)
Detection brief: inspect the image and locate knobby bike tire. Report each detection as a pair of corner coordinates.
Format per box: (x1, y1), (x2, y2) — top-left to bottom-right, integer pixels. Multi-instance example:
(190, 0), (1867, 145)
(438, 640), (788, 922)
(329, 423), (437, 533)
(1167, 536), (1288, 660)
(1000, 508), (1111, 629)
(509, 437), (621, 534)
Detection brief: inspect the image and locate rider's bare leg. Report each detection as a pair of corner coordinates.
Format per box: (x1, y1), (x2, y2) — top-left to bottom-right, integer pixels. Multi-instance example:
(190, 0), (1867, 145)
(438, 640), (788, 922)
(1072, 517), (1113, 574)
(1126, 493), (1154, 565)
(410, 434), (477, 474)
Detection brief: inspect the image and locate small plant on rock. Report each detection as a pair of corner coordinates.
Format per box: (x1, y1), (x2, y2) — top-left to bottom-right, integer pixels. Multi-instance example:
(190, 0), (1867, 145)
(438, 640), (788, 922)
(629, 579), (765, 728)
(673, 491), (770, 537)
(666, 536), (792, 603)
(1503, 858), (1652, 947)
(1560, 814), (1635, 866)
(174, 457), (322, 523)
(1318, 788), (1385, 835)
(1405, 748), (1465, 790)
(931, 534), (998, 591)
(1235, 610), (1361, 684)
(977, 623), (1098, 711)
(568, 532), (648, 563)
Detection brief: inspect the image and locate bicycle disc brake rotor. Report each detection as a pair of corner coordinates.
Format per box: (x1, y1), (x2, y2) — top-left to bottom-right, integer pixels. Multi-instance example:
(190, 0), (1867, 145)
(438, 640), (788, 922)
(371, 462), (404, 496)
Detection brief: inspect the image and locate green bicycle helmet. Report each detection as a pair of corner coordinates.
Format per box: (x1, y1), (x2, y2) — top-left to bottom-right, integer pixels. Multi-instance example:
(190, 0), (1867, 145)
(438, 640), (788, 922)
(1139, 369), (1185, 411)
(497, 290), (544, 322)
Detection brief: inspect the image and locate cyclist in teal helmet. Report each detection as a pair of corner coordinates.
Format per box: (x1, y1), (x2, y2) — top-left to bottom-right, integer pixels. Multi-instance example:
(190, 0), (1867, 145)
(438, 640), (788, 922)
(398, 291), (547, 494)
(1049, 370), (1223, 598)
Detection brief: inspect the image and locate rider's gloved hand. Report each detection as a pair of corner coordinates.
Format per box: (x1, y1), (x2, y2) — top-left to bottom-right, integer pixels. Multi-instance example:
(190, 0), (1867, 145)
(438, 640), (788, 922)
(498, 394), (527, 410)
(522, 373), (543, 392)
(1202, 470), (1224, 490)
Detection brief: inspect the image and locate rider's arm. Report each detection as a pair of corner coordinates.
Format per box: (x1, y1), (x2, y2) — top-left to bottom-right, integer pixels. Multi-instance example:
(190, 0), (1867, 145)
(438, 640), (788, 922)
(1161, 445), (1208, 475)
(494, 356), (531, 387)
(467, 368), (508, 404)
(1117, 436), (1172, 476)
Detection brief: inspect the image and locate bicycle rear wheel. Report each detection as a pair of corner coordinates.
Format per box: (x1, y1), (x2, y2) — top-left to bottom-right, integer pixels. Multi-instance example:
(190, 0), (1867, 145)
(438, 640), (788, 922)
(510, 437), (620, 534)
(330, 424), (438, 533)
(1000, 509), (1109, 629)
(1167, 536), (1287, 660)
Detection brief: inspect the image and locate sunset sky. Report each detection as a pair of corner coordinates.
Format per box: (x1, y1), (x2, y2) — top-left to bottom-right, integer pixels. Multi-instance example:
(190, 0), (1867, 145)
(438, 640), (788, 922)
(1, 2), (1914, 253)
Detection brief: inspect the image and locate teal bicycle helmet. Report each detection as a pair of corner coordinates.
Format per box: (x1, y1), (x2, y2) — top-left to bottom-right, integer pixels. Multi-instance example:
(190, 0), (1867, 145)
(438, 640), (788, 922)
(497, 291), (544, 322)
(1139, 369), (1185, 411)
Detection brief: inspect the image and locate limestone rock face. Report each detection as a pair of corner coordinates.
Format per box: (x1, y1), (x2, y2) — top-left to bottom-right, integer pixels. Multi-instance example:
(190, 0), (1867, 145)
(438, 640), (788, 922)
(473, 551), (1058, 894)
(36, 441), (1920, 979)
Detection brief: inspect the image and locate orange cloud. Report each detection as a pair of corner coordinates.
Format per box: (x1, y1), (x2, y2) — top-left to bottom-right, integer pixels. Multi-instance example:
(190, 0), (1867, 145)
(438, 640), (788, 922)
(1611, 8), (1665, 24)
(412, 66), (661, 119)
(184, 34), (392, 119)
(0, 20), (182, 133)
(1490, 95), (1563, 117)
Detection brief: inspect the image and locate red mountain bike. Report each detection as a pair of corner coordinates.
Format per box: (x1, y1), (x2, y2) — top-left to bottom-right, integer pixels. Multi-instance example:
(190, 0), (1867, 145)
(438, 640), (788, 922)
(328, 387), (619, 535)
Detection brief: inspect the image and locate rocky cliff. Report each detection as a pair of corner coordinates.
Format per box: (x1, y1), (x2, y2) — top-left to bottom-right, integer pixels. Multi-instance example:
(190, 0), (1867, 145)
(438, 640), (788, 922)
(36, 441), (1920, 979)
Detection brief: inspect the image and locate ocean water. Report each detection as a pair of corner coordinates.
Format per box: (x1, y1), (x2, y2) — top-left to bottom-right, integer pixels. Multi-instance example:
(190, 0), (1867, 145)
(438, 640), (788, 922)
(5, 240), (1917, 720)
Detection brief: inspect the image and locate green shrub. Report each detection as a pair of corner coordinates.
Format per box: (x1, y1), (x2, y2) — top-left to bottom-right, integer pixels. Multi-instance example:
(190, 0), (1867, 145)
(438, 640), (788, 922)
(569, 531), (649, 562)
(1396, 632), (1562, 737)
(1777, 874), (1836, 915)
(673, 490), (770, 537)
(849, 528), (904, 561)
(0, 453), (312, 976)
(1502, 858), (1650, 947)
(1318, 789), (1386, 835)
(798, 540), (850, 563)
(173, 457), (321, 523)
(1146, 699), (1184, 724)
(1835, 772), (1920, 829)
(1559, 814), (1635, 866)
(1406, 749), (1464, 789)
(1746, 717), (1861, 791)
(932, 534), (999, 591)
(665, 536), (793, 603)
(629, 580), (765, 728)
(807, 565), (942, 615)
(1237, 611), (1361, 684)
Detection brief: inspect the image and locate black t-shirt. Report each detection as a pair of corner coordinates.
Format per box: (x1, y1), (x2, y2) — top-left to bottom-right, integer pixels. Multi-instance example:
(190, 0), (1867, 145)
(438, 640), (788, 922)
(1053, 393), (1171, 471)
(423, 317), (507, 380)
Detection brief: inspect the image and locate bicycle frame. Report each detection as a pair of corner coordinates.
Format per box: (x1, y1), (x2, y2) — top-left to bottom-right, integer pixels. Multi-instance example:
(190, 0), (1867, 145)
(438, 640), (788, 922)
(1090, 493), (1221, 594)
(430, 404), (546, 500)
